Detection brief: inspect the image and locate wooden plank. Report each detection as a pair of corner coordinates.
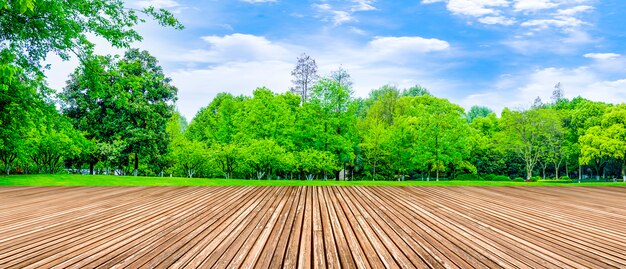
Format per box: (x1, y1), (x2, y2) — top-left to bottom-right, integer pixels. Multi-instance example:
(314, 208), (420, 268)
(0, 186), (625, 268)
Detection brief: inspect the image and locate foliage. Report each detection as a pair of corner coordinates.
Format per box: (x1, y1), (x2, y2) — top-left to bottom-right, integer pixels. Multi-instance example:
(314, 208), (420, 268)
(455, 173), (481, 181)
(60, 49), (177, 175)
(5, 174), (626, 186)
(0, 0), (182, 73)
(492, 175), (510, 181)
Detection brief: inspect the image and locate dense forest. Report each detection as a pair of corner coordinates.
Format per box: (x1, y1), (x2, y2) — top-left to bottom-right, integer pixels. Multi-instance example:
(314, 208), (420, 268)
(1, 1), (625, 182)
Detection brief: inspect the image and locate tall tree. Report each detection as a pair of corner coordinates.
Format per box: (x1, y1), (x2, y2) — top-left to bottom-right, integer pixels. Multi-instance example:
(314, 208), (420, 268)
(408, 96), (472, 181)
(309, 78), (356, 180)
(499, 108), (560, 180)
(329, 66), (352, 89)
(0, 50), (41, 175)
(60, 49), (177, 176)
(551, 82), (565, 103)
(290, 53), (318, 103)
(580, 104), (626, 182)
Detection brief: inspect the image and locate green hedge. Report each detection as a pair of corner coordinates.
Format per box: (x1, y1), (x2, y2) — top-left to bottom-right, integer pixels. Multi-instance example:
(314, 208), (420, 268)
(492, 175), (510, 181)
(455, 173), (481, 181)
(537, 179), (573, 183)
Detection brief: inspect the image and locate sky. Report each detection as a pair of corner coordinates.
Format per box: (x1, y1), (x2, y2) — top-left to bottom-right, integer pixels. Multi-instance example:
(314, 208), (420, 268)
(44, 0), (626, 120)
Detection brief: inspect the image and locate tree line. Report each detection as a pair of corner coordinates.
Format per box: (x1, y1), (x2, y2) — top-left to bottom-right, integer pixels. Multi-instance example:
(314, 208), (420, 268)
(1, 1), (625, 181)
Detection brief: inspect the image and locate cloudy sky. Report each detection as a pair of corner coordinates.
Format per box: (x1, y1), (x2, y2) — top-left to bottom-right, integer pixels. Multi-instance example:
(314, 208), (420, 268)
(45, 0), (626, 120)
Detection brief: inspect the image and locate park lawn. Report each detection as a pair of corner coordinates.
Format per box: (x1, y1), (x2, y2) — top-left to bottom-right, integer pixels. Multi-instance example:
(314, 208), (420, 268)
(0, 174), (625, 187)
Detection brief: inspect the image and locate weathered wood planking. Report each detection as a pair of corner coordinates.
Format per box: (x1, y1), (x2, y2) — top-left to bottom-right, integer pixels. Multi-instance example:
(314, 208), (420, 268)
(0, 186), (625, 268)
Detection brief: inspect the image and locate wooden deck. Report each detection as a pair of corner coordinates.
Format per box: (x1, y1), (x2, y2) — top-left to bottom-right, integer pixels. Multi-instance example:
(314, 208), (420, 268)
(1, 186), (625, 268)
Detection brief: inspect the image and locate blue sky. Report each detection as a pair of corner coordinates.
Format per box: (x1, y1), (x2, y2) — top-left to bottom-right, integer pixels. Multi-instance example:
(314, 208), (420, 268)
(45, 0), (626, 120)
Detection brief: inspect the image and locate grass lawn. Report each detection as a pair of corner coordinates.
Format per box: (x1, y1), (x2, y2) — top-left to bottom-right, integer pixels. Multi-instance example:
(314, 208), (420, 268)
(0, 174), (624, 187)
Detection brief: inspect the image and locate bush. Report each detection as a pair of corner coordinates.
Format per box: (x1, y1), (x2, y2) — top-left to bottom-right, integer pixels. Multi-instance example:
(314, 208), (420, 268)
(559, 175), (570, 180)
(513, 177), (525, 182)
(531, 176), (542, 181)
(492, 175), (510, 181)
(538, 179), (573, 183)
(455, 173), (481, 181)
(482, 174), (496, 181)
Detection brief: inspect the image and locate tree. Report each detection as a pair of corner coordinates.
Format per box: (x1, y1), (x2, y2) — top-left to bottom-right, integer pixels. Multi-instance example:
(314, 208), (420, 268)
(309, 78), (356, 180)
(172, 139), (207, 178)
(401, 85), (431, 97)
(241, 139), (285, 179)
(580, 104), (626, 182)
(0, 50), (41, 175)
(60, 49), (178, 176)
(211, 143), (239, 179)
(290, 53), (319, 103)
(360, 121), (389, 181)
(532, 96), (543, 109)
(465, 105), (493, 124)
(499, 108), (560, 180)
(27, 106), (85, 174)
(329, 66), (352, 89)
(408, 96), (472, 181)
(1, 0), (182, 73)
(551, 82), (565, 103)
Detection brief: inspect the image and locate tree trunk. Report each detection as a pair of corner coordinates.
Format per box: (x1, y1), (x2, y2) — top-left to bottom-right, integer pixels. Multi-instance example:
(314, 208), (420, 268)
(622, 159), (626, 182)
(578, 165), (582, 183)
(526, 166), (532, 180)
(554, 164), (559, 179)
(133, 153), (139, 176)
(89, 162), (94, 175)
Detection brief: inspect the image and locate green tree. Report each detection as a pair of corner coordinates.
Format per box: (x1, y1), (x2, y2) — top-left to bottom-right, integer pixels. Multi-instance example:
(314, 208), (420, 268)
(0, 50), (40, 175)
(580, 104), (626, 182)
(172, 139), (207, 178)
(60, 49), (177, 176)
(309, 78), (356, 180)
(408, 96), (472, 180)
(499, 108), (561, 180)
(27, 106), (85, 174)
(465, 105), (493, 124)
(1, 0), (182, 72)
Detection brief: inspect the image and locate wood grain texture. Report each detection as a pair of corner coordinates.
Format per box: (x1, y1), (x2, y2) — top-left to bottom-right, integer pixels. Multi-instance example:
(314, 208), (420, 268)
(0, 186), (625, 268)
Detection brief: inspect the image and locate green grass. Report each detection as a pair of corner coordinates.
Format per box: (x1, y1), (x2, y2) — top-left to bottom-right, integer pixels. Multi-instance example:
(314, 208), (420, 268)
(0, 174), (624, 187)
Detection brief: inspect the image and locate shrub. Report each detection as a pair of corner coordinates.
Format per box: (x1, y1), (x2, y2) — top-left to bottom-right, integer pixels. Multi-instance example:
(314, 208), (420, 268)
(513, 177), (525, 182)
(482, 174), (496, 181)
(492, 175), (510, 181)
(531, 176), (542, 181)
(538, 179), (572, 183)
(455, 173), (481, 181)
(559, 175), (571, 180)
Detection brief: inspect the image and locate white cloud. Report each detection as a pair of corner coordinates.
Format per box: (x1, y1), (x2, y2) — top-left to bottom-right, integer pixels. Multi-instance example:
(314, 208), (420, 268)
(351, 0), (376, 11)
(368, 36), (450, 54)
(557, 5), (593, 16)
(446, 0), (509, 17)
(180, 34), (294, 63)
(513, 0), (558, 12)
(422, 0), (595, 34)
(478, 16), (516, 25)
(521, 16), (584, 29)
(312, 1), (377, 26)
(584, 53), (621, 60)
